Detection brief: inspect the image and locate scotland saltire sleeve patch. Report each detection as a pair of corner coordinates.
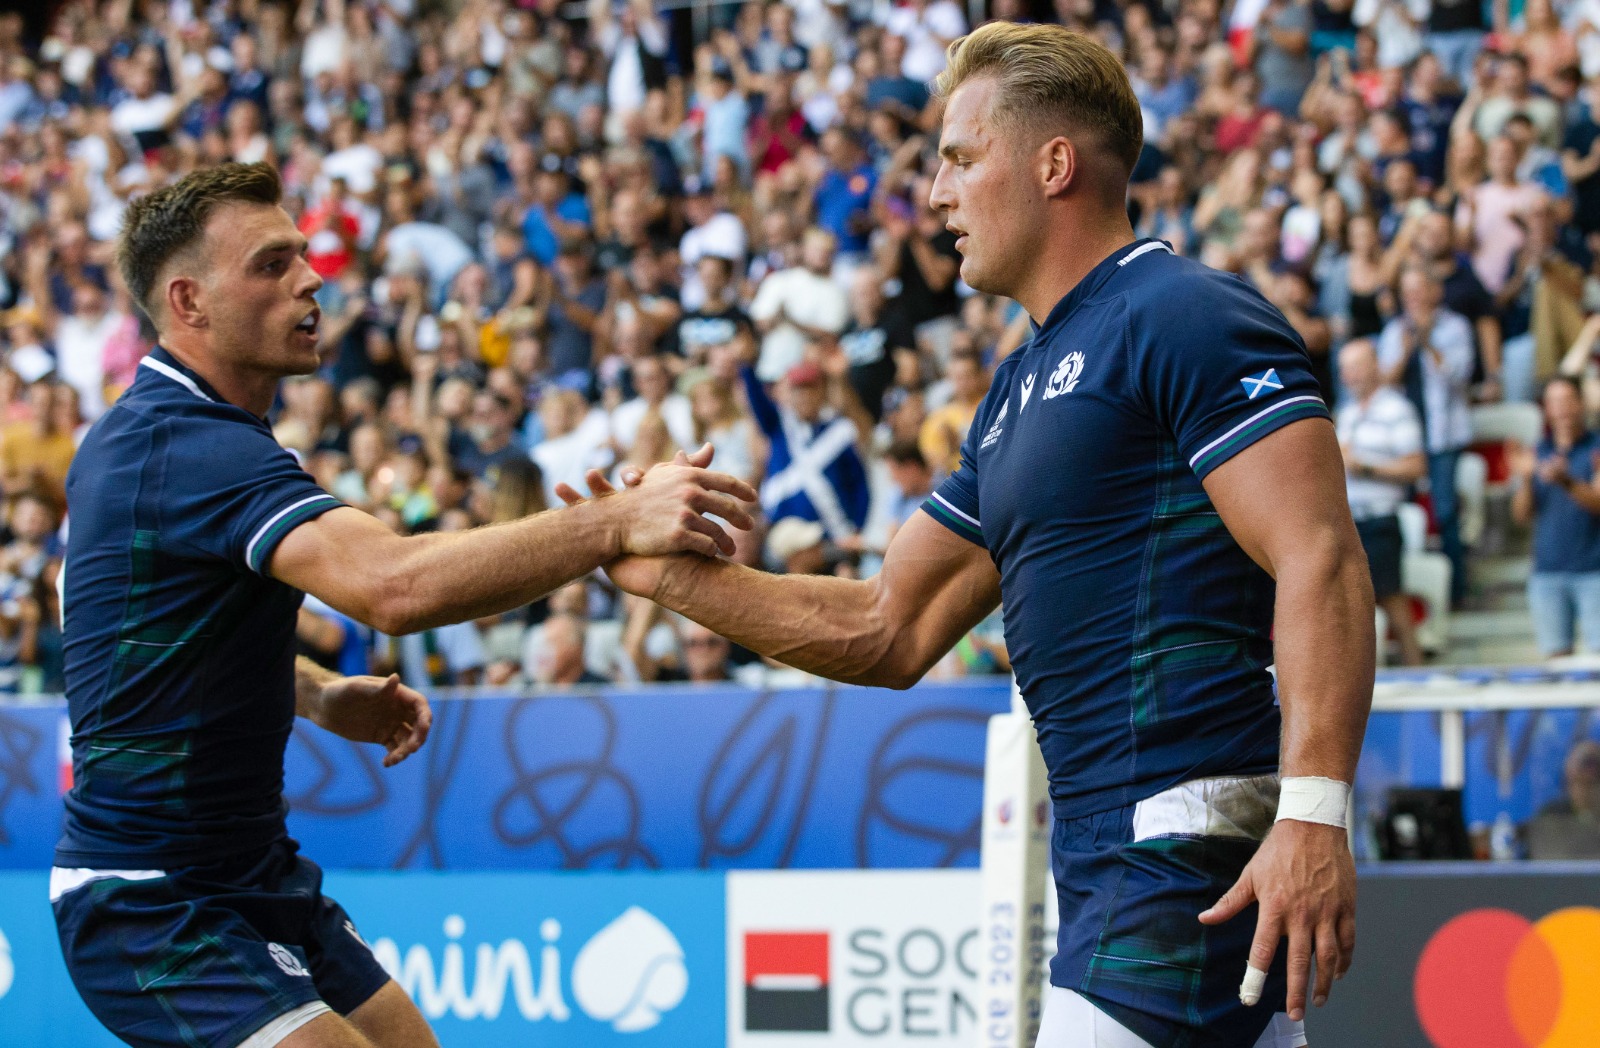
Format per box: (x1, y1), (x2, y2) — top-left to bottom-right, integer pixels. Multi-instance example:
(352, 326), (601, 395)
(1239, 369), (1284, 400)
(922, 489), (985, 546)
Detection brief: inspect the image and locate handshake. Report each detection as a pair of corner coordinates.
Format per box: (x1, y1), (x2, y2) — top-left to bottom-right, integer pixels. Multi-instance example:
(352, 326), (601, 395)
(555, 444), (756, 598)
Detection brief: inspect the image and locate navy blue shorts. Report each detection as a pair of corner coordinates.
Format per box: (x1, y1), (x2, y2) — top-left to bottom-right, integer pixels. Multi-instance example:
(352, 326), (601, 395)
(1051, 775), (1292, 1048)
(52, 839), (391, 1048)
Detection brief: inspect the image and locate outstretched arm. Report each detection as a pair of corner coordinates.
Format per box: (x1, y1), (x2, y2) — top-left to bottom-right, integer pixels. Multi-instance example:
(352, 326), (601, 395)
(569, 474), (1001, 689)
(1197, 418), (1373, 1023)
(272, 450), (756, 636)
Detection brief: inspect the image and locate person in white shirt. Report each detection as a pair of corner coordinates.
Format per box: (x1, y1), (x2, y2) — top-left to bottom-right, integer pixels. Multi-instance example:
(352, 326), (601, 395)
(748, 227), (850, 382)
(532, 386), (615, 507)
(1378, 266), (1476, 606)
(1337, 339), (1427, 664)
(881, 0), (967, 83)
(610, 352), (695, 453)
(589, 0), (667, 138)
(679, 179), (749, 311)
(50, 283), (123, 422)
(109, 62), (179, 153)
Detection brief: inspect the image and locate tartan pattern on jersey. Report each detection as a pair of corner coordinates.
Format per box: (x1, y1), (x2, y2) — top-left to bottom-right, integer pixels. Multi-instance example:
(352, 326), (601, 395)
(1128, 439), (1275, 753)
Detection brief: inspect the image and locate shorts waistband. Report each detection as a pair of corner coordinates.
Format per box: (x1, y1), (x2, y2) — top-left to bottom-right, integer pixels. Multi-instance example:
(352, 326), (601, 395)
(49, 867), (167, 903)
(1129, 774), (1280, 843)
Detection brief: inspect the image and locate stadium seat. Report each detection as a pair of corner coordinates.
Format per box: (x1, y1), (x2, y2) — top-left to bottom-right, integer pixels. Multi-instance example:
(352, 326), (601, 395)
(1396, 503), (1452, 656)
(1456, 451), (1488, 549)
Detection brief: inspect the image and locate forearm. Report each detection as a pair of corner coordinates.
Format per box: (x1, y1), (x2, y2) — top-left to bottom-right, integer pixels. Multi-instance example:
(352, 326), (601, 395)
(384, 501), (626, 632)
(295, 655), (341, 717)
(653, 557), (908, 687)
(1272, 538), (1375, 782)
(1512, 478), (1535, 524)
(1561, 478), (1600, 514)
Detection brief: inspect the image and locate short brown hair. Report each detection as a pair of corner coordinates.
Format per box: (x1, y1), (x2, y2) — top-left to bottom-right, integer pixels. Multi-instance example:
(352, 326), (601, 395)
(116, 161), (283, 322)
(934, 22), (1143, 174)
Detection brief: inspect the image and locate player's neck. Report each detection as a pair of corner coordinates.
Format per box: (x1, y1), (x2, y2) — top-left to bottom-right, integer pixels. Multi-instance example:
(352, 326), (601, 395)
(1014, 215), (1136, 325)
(159, 337), (280, 418)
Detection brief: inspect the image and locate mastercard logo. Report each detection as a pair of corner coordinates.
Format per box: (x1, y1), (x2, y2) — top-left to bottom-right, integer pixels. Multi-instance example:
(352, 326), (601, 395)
(1414, 907), (1600, 1048)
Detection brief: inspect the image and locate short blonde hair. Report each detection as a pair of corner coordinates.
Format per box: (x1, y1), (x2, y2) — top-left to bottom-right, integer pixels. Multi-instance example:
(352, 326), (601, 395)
(934, 22), (1143, 173)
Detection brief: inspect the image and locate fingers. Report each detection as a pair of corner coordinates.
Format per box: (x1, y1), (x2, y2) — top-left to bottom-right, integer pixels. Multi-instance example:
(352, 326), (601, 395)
(585, 469), (616, 496)
(1198, 872), (1255, 926)
(1247, 911), (1285, 1011)
(554, 482), (585, 507)
(1338, 912), (1356, 978)
(681, 507), (737, 556)
(383, 681), (431, 768)
(683, 442), (715, 468)
(1312, 921), (1339, 1009)
(684, 467), (759, 504)
(690, 489), (756, 532)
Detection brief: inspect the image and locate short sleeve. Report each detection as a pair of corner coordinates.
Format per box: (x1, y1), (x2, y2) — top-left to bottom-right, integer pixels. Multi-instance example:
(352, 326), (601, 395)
(921, 378), (1002, 549)
(165, 411), (344, 576)
(1132, 275), (1331, 482)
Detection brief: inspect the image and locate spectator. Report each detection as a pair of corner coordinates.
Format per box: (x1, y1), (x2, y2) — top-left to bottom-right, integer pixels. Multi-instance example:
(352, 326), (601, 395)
(1524, 740), (1600, 859)
(1511, 376), (1600, 657)
(297, 594), (372, 679)
(1337, 339), (1428, 664)
(1380, 266), (1475, 605)
(813, 128), (877, 262)
(1254, 0), (1316, 115)
(382, 615), (487, 690)
(529, 611), (608, 687)
(749, 227), (850, 381)
(679, 621), (734, 683)
(881, 0), (967, 84)
(919, 348), (990, 476)
(743, 360), (869, 542)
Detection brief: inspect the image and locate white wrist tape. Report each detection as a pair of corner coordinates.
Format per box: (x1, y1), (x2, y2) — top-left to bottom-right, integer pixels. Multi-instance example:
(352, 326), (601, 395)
(1275, 776), (1351, 829)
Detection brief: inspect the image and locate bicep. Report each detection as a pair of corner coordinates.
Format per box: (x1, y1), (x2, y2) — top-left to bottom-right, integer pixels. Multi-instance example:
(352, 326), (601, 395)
(1201, 417), (1356, 575)
(875, 510), (1001, 678)
(270, 506), (409, 627)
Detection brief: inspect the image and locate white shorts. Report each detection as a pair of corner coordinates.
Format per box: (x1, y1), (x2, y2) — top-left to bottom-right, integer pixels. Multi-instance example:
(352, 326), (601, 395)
(1038, 986), (1308, 1048)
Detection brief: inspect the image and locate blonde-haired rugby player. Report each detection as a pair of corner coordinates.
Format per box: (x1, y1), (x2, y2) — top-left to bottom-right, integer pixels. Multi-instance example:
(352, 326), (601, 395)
(566, 22), (1374, 1048)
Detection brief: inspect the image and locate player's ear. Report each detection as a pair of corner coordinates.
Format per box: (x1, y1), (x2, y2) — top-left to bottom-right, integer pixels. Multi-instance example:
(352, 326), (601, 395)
(165, 274), (209, 331)
(1040, 135), (1076, 198)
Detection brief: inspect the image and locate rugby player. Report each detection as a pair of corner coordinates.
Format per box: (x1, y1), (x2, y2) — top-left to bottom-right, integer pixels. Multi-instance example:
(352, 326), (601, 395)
(567, 22), (1374, 1048)
(52, 162), (755, 1048)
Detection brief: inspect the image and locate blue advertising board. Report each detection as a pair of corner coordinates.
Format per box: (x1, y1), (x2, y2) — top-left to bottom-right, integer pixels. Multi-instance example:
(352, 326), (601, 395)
(0, 870), (723, 1048)
(0, 682), (1010, 871)
(325, 871), (725, 1047)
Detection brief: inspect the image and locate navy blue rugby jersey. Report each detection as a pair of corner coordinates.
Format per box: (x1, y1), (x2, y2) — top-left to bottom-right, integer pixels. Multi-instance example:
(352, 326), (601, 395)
(923, 240), (1331, 817)
(57, 347), (343, 867)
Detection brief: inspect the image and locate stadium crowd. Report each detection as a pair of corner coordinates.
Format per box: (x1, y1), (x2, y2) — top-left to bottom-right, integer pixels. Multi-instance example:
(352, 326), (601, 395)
(2, 0), (1600, 691)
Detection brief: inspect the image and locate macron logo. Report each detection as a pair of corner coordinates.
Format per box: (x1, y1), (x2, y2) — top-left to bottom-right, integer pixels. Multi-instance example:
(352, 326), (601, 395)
(1241, 369), (1283, 400)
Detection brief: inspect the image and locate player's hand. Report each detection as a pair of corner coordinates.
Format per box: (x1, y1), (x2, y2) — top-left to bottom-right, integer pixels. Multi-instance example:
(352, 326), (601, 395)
(308, 673), (432, 768)
(557, 442), (752, 564)
(616, 445), (756, 557)
(1198, 820), (1356, 1022)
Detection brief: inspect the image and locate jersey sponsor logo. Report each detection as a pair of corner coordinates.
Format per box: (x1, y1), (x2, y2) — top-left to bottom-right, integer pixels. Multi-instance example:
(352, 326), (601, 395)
(1042, 351), (1084, 400)
(1019, 373), (1035, 412)
(1241, 368), (1284, 400)
(572, 906), (688, 1032)
(268, 942), (311, 978)
(980, 399), (1009, 449)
